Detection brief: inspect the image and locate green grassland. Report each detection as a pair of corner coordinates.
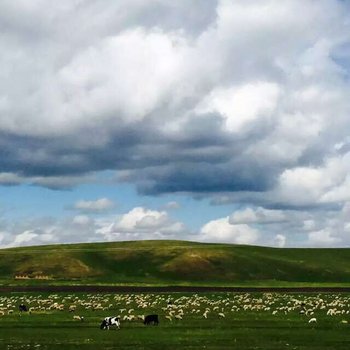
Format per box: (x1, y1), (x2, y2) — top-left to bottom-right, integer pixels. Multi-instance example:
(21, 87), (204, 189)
(1, 240), (350, 286)
(1, 292), (350, 349)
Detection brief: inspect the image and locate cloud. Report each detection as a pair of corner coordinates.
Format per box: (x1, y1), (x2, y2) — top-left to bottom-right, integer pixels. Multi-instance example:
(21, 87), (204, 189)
(308, 228), (341, 247)
(274, 234), (286, 248)
(72, 215), (93, 226)
(303, 220), (316, 231)
(0, 232), (6, 244)
(195, 202), (350, 247)
(74, 198), (114, 212)
(1, 201), (350, 248)
(229, 207), (287, 224)
(97, 207), (189, 241)
(0, 173), (23, 186)
(196, 82), (280, 133)
(198, 217), (259, 244)
(1, 0), (350, 247)
(275, 153), (350, 206)
(115, 207), (169, 231)
(0, 0), (348, 203)
(0, 205), (192, 248)
(164, 201), (181, 210)
(11, 230), (38, 246)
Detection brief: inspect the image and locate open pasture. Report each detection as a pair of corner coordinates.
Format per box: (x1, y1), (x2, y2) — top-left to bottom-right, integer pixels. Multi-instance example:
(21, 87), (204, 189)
(1, 292), (350, 349)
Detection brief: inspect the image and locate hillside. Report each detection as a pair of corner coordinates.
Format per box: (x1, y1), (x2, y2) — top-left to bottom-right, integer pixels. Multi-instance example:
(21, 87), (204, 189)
(0, 240), (349, 287)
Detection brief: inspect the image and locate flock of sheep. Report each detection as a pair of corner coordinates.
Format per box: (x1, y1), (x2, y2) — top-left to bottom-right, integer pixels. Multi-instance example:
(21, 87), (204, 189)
(0, 292), (350, 326)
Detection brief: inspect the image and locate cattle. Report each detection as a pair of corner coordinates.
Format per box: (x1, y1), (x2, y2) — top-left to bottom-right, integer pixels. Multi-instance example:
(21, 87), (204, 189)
(143, 314), (159, 325)
(19, 304), (28, 312)
(100, 316), (120, 330)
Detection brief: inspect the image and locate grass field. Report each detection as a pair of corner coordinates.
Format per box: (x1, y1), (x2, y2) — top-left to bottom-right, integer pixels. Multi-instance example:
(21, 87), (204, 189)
(1, 292), (350, 349)
(2, 240), (350, 287)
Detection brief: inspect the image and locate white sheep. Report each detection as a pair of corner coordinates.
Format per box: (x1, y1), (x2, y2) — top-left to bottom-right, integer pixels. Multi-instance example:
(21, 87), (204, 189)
(73, 315), (84, 321)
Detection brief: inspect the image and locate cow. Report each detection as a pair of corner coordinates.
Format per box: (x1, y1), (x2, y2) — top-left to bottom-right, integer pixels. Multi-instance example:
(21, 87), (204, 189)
(19, 304), (28, 313)
(143, 314), (159, 325)
(100, 316), (120, 330)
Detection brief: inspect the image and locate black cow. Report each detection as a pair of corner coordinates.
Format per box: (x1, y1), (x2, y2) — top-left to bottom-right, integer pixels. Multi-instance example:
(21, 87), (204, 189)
(144, 314), (159, 325)
(19, 304), (28, 312)
(100, 316), (120, 330)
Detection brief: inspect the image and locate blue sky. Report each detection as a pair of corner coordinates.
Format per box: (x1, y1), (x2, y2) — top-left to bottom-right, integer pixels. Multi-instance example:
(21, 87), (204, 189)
(0, 180), (237, 232)
(1, 0), (350, 248)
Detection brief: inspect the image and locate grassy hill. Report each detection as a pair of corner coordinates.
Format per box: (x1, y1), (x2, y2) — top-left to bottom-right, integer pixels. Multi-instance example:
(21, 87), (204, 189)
(0, 240), (350, 287)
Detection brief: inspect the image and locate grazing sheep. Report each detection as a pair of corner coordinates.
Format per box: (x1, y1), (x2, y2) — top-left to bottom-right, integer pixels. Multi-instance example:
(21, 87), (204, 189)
(73, 315), (84, 322)
(69, 305), (77, 312)
(308, 318), (317, 323)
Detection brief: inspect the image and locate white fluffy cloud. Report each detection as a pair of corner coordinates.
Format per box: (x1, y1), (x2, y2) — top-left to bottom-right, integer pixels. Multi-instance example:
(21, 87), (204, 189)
(56, 28), (189, 132)
(196, 82), (280, 133)
(274, 234), (287, 248)
(12, 230), (38, 246)
(96, 207), (189, 241)
(308, 229), (340, 247)
(0, 205), (190, 248)
(199, 217), (259, 244)
(276, 153), (350, 205)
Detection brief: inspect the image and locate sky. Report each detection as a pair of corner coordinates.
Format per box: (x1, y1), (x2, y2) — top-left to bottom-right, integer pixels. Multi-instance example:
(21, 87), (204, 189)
(1, 0), (350, 248)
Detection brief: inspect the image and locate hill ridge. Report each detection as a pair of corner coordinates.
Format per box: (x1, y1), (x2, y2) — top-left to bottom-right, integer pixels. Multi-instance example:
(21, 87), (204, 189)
(0, 240), (349, 287)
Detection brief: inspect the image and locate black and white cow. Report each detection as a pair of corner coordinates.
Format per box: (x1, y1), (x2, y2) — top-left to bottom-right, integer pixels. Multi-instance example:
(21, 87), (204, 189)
(143, 314), (159, 325)
(100, 316), (120, 330)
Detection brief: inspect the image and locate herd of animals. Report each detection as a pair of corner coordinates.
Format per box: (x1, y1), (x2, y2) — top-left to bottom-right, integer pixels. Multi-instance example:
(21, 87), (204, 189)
(4, 292), (350, 330)
(18, 302), (159, 329)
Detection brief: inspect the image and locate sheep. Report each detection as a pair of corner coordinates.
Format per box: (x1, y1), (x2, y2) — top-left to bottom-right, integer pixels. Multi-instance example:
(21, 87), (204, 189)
(69, 305), (77, 312)
(308, 318), (317, 323)
(73, 315), (84, 322)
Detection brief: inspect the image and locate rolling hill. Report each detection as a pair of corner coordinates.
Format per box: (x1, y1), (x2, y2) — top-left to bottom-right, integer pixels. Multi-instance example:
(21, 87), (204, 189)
(0, 240), (349, 287)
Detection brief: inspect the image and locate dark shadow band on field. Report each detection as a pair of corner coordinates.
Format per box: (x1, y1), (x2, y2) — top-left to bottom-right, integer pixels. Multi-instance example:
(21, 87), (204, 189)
(1, 286), (350, 293)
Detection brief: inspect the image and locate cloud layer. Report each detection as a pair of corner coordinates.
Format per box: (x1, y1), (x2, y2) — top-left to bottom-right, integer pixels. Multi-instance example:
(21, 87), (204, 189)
(1, 1), (350, 247)
(1, 200), (350, 248)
